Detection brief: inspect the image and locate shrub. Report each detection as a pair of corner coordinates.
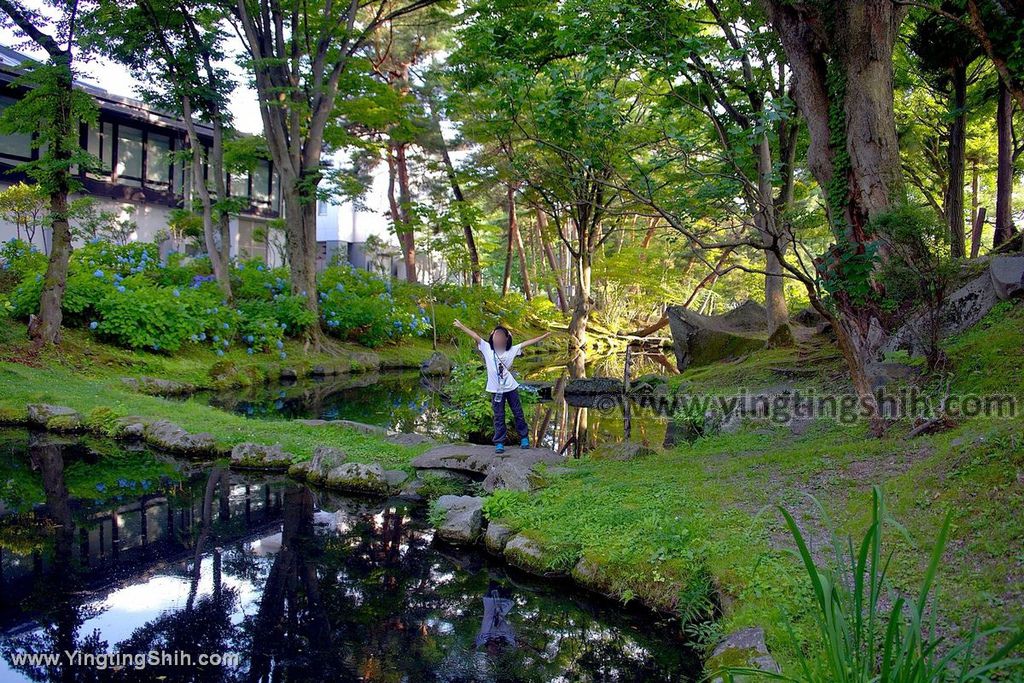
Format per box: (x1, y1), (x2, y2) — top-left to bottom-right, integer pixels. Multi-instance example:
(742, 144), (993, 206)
(94, 285), (198, 352)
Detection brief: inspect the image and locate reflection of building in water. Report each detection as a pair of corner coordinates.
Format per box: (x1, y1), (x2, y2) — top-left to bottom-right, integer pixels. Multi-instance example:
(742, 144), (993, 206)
(0, 472), (285, 629)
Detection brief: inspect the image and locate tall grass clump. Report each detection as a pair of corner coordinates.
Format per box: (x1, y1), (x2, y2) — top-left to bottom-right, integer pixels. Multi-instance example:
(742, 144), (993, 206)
(718, 486), (1023, 681)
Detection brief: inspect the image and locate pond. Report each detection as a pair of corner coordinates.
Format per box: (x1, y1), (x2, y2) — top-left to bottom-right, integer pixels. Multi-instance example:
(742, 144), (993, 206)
(194, 350), (684, 455)
(0, 430), (702, 681)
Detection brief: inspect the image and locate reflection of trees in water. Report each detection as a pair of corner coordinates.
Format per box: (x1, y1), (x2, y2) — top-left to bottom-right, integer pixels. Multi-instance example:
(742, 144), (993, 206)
(1, 443), (696, 682)
(0, 437), (107, 683)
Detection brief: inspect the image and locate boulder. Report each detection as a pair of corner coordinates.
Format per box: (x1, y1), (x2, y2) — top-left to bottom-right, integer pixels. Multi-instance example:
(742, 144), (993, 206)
(484, 522), (514, 554)
(230, 442), (293, 470)
(279, 367), (298, 381)
(503, 534), (565, 577)
(411, 443), (563, 476)
(433, 495), (484, 544)
(325, 462), (389, 494)
(420, 351), (453, 377)
(990, 255), (1024, 300)
(564, 377), (624, 395)
(26, 404), (82, 431)
(884, 256), (1024, 358)
(383, 469), (410, 489)
(114, 416), (148, 439)
(333, 420), (388, 435)
(143, 420), (217, 456)
(571, 556), (613, 595)
(667, 300), (768, 371)
(398, 477), (425, 501)
(121, 377), (195, 396)
(386, 432), (435, 446)
(706, 627), (781, 682)
(482, 458), (538, 492)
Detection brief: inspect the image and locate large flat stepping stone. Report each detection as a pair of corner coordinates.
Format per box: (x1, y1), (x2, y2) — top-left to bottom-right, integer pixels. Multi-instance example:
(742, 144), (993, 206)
(411, 443), (562, 476)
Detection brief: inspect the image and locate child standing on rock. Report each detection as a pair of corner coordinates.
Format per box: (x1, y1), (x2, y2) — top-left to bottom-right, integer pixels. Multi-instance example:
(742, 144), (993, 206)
(453, 320), (551, 453)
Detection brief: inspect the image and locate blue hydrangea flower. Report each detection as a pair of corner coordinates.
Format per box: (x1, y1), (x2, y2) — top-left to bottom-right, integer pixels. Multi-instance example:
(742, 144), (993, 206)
(216, 349), (224, 356)
(276, 340), (284, 349)
(279, 351), (287, 360)
(89, 321), (98, 330)
(93, 269), (104, 278)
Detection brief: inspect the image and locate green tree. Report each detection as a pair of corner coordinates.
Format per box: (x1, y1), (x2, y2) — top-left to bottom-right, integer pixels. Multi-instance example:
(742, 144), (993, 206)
(0, 0), (98, 345)
(83, 0), (238, 299)
(227, 0), (445, 344)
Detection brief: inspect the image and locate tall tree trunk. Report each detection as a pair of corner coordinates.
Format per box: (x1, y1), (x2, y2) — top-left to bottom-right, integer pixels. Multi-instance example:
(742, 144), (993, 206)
(762, 0), (908, 437)
(754, 134), (790, 339)
(513, 210), (532, 300)
(28, 52), (74, 346)
(535, 209), (569, 313)
(946, 62), (968, 258)
(502, 185), (516, 296)
(567, 249), (592, 374)
(994, 81), (1016, 247)
(433, 111), (481, 286)
(393, 143), (418, 283)
(283, 185), (319, 321)
(182, 97), (231, 300)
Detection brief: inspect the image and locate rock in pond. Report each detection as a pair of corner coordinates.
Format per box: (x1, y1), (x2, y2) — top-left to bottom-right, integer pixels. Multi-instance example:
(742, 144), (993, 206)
(325, 462), (389, 495)
(564, 377), (624, 395)
(433, 495), (484, 544)
(705, 627), (780, 682)
(484, 522), (514, 554)
(143, 420), (217, 456)
(571, 556), (614, 596)
(503, 533), (565, 577)
(231, 442), (294, 470)
(420, 351), (453, 376)
(289, 445), (348, 481)
(27, 404), (82, 432)
(383, 469), (410, 489)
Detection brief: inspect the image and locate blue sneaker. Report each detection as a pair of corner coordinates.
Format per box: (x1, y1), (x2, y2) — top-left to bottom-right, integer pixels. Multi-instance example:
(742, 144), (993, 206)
(495, 443), (505, 454)
(520, 437), (530, 449)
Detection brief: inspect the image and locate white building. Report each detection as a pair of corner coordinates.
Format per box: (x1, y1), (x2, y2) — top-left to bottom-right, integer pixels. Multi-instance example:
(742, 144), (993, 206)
(0, 44), (427, 278)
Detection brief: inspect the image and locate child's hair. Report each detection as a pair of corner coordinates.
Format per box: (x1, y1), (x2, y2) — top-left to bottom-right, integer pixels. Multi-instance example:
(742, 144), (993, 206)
(488, 325), (513, 350)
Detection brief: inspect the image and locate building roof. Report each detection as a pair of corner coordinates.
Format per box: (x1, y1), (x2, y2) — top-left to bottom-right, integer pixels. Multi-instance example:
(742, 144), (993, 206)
(0, 43), (214, 137)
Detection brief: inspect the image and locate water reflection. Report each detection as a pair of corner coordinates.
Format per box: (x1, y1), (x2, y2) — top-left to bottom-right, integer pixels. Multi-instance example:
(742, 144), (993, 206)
(198, 349), (681, 456)
(0, 432), (700, 681)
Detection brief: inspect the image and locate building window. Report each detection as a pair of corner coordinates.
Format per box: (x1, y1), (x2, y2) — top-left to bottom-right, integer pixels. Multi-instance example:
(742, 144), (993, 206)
(0, 96), (33, 162)
(252, 160), (271, 204)
(230, 171), (249, 199)
(146, 132), (172, 188)
(116, 125), (144, 186)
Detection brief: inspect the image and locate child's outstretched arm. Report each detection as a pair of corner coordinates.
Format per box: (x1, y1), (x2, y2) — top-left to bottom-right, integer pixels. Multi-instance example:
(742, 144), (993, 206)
(519, 331), (552, 348)
(453, 319), (484, 344)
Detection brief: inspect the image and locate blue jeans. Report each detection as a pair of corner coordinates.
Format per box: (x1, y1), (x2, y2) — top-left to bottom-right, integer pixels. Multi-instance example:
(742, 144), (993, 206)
(491, 389), (528, 445)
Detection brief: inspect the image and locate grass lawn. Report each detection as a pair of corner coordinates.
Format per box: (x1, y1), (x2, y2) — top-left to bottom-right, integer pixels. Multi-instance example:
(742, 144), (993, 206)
(484, 300), (1024, 672)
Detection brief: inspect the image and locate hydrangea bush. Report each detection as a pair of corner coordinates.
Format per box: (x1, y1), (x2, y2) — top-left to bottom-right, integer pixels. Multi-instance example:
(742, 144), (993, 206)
(1, 237), (558, 355)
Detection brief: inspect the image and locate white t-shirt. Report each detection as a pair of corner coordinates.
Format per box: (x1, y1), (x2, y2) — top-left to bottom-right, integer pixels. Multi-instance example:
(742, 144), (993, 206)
(479, 339), (522, 393)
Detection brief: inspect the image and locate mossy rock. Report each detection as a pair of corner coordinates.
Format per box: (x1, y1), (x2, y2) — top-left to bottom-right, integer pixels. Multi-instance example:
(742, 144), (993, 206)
(324, 462), (389, 495)
(503, 533), (572, 577)
(570, 555), (615, 596)
(27, 404), (83, 432)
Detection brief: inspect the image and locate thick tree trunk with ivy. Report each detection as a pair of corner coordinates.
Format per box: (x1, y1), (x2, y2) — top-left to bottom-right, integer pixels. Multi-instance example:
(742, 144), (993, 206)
(567, 248), (593, 374)
(763, 0), (908, 436)
(394, 142), (418, 284)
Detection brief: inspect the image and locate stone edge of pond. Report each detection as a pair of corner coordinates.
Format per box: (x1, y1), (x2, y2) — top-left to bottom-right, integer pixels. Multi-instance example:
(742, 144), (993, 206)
(429, 493), (782, 679)
(6, 403), (421, 498)
(6, 403), (781, 676)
